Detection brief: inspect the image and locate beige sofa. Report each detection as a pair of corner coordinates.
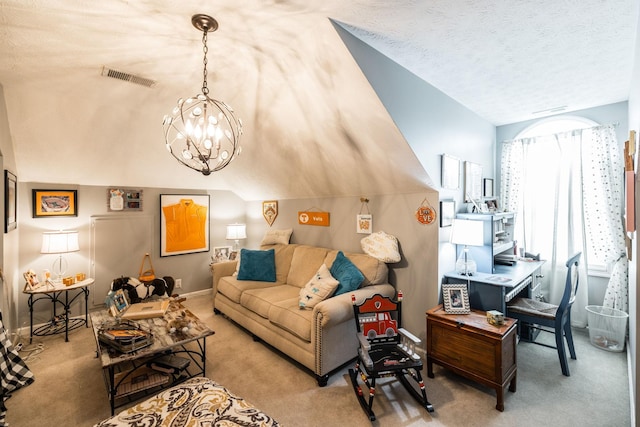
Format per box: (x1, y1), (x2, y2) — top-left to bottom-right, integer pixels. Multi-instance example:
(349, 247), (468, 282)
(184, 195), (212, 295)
(211, 243), (395, 386)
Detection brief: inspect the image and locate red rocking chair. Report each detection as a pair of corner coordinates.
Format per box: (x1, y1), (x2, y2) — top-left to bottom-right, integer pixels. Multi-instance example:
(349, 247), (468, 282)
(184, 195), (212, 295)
(348, 292), (434, 421)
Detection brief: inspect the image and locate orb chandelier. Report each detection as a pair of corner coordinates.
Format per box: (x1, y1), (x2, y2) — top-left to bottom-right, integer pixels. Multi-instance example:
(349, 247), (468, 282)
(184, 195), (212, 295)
(162, 14), (243, 176)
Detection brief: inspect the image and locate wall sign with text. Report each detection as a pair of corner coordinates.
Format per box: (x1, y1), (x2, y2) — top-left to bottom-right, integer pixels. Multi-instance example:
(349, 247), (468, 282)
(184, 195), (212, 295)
(298, 211), (330, 226)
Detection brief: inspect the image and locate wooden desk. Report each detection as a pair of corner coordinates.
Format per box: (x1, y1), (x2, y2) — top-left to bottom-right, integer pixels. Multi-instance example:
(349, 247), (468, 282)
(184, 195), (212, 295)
(443, 260), (544, 342)
(426, 305), (517, 411)
(23, 278), (94, 342)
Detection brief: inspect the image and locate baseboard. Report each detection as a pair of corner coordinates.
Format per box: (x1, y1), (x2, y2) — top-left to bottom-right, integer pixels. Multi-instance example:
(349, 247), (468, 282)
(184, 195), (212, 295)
(627, 339), (635, 426)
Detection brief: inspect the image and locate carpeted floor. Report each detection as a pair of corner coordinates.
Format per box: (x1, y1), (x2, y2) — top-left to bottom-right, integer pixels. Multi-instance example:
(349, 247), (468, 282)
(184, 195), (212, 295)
(5, 293), (631, 426)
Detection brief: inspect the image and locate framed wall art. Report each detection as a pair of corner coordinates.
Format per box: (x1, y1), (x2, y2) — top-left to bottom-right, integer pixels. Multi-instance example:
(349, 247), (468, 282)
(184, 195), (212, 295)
(108, 188), (143, 212)
(4, 170), (16, 232)
(442, 283), (470, 314)
(464, 161), (483, 202)
(439, 200), (455, 228)
(483, 178), (494, 198)
(263, 200), (278, 226)
(441, 154), (460, 190)
(33, 189), (78, 217)
(160, 194), (210, 257)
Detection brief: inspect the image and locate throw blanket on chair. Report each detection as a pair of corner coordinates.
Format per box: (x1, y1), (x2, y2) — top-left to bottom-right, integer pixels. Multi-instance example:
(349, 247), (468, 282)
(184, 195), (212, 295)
(0, 318), (34, 427)
(94, 377), (280, 427)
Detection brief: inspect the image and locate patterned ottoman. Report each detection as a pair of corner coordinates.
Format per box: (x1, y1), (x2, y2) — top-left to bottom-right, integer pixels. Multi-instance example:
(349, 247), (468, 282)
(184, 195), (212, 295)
(94, 377), (280, 427)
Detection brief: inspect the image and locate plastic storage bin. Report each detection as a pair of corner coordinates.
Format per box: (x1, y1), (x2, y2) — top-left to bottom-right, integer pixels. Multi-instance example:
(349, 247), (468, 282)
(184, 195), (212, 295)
(586, 305), (628, 352)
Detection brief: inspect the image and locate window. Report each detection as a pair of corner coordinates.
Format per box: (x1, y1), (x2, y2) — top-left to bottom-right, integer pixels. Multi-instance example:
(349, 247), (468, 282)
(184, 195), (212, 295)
(513, 116), (611, 277)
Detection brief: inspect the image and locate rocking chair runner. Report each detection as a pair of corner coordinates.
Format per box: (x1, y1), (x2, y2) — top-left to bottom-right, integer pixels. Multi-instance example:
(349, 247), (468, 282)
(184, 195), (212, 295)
(348, 292), (434, 421)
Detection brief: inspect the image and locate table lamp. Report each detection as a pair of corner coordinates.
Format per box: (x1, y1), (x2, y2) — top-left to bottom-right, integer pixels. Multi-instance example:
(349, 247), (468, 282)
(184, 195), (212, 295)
(41, 230), (79, 281)
(226, 223), (246, 251)
(450, 219), (484, 276)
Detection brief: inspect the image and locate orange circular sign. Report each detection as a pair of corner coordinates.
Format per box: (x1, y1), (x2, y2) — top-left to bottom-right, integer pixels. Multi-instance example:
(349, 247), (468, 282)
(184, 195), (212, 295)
(416, 206), (436, 225)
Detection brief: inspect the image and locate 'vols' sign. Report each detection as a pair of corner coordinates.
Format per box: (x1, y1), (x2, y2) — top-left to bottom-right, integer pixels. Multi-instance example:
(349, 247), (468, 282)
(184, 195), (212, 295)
(298, 211), (330, 226)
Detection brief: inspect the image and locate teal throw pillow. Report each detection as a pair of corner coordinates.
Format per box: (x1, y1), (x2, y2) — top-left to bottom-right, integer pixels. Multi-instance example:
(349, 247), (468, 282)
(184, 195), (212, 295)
(330, 251), (364, 296)
(237, 248), (276, 282)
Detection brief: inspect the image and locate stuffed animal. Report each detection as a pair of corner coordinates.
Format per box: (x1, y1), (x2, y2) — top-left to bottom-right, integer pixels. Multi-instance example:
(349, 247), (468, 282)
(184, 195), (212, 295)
(167, 310), (193, 334)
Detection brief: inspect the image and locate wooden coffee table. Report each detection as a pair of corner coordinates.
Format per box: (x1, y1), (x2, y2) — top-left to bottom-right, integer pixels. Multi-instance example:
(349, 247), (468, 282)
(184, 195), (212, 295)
(90, 300), (215, 415)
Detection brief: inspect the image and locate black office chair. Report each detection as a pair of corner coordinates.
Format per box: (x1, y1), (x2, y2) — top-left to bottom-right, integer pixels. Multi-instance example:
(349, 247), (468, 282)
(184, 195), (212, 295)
(348, 292), (434, 421)
(507, 252), (581, 376)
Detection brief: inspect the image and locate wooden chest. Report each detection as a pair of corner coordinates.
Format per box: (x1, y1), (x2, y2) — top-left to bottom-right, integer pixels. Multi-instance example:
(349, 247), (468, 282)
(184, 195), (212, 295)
(425, 304), (517, 411)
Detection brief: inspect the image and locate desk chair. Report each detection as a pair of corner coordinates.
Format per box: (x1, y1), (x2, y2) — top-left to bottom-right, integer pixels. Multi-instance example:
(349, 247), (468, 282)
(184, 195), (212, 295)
(507, 252), (581, 376)
(348, 292), (434, 421)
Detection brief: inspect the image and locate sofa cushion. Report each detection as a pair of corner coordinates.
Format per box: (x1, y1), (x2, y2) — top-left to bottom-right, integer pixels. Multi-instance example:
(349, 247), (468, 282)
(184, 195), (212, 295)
(241, 285), (299, 319)
(324, 251), (388, 286)
(218, 276), (278, 304)
(330, 251), (365, 296)
(260, 229), (293, 245)
(287, 246), (330, 288)
(237, 248), (276, 282)
(269, 298), (313, 342)
(298, 264), (339, 309)
(260, 244), (298, 284)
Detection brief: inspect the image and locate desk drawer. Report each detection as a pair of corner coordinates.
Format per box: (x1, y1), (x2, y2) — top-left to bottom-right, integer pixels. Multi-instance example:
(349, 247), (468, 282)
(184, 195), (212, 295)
(429, 321), (497, 379)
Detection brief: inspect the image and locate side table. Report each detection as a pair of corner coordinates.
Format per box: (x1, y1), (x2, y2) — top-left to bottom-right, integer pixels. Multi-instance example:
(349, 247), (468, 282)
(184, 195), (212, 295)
(23, 278), (94, 342)
(426, 304), (517, 411)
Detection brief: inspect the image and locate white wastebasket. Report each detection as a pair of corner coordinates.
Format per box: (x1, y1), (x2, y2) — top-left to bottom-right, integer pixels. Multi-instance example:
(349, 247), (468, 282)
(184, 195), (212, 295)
(586, 305), (628, 352)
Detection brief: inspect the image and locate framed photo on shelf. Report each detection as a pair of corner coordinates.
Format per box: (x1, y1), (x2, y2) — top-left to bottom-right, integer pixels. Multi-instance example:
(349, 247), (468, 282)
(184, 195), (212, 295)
(4, 170), (16, 233)
(442, 283), (470, 314)
(32, 189), (78, 217)
(160, 194), (210, 257)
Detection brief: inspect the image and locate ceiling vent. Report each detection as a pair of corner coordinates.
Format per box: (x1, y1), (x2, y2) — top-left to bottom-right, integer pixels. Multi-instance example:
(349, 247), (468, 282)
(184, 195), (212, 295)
(101, 66), (156, 88)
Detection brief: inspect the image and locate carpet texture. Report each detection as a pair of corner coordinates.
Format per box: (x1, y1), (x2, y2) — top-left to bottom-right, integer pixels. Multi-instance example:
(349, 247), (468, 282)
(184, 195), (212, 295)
(5, 293), (630, 426)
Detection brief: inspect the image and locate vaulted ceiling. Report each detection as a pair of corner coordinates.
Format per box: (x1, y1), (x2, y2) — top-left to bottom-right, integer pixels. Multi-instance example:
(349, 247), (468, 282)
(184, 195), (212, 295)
(0, 1), (637, 200)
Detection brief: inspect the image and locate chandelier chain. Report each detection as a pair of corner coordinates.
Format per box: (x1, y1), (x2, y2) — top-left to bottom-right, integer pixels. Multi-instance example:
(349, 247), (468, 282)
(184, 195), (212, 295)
(202, 29), (209, 95)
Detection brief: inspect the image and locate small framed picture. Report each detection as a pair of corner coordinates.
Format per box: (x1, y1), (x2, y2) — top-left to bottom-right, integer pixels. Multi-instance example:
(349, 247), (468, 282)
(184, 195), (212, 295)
(356, 214), (372, 234)
(33, 189), (78, 217)
(483, 178), (494, 198)
(442, 284), (470, 314)
(486, 199), (498, 212)
(4, 170), (16, 233)
(212, 246), (232, 263)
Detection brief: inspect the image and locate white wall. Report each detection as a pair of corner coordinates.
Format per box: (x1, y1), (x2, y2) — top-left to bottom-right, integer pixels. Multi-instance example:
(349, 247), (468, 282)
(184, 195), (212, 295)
(333, 22), (496, 292)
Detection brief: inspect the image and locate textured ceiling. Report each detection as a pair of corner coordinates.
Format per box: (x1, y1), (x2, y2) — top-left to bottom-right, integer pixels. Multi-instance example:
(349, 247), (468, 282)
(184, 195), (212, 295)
(0, 0), (637, 199)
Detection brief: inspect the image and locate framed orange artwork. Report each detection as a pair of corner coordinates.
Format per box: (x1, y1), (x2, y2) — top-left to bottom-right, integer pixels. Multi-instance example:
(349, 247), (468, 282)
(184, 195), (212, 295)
(32, 189), (77, 217)
(160, 194), (210, 257)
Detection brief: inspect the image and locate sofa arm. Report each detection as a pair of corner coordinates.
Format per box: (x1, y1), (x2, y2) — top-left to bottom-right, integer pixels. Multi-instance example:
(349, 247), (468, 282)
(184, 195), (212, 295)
(211, 261), (238, 295)
(313, 284), (395, 328)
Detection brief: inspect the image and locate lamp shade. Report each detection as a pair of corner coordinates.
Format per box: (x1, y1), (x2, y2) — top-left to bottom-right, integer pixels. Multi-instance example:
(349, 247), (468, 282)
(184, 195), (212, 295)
(226, 224), (247, 240)
(450, 219), (484, 247)
(41, 230), (80, 254)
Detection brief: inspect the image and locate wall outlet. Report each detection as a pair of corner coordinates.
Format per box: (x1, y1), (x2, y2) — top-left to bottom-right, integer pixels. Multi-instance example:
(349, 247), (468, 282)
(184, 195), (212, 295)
(175, 278), (182, 289)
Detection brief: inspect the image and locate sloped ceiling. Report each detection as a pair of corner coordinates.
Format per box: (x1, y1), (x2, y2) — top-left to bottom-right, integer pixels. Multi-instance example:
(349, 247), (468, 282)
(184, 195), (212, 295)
(0, 1), (636, 200)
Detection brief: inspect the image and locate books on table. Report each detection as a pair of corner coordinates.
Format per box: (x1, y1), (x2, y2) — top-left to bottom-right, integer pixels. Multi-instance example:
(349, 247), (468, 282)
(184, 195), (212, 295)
(121, 299), (171, 320)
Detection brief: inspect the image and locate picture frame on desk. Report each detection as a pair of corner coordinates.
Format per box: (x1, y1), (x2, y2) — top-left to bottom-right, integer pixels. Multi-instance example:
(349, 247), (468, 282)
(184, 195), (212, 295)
(442, 283), (470, 314)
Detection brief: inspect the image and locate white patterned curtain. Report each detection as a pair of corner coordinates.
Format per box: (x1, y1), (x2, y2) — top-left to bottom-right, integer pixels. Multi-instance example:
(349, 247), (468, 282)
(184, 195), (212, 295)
(581, 125), (628, 312)
(500, 124), (627, 327)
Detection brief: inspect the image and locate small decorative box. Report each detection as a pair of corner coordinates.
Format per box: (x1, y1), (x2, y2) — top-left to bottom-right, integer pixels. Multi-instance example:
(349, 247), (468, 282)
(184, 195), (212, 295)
(62, 276), (75, 286)
(486, 310), (505, 326)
